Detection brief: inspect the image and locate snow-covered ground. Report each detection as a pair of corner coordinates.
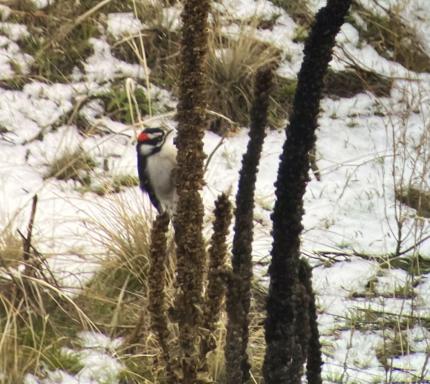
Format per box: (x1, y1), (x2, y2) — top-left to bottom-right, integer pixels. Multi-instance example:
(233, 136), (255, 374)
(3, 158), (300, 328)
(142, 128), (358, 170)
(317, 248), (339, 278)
(0, 0), (429, 382)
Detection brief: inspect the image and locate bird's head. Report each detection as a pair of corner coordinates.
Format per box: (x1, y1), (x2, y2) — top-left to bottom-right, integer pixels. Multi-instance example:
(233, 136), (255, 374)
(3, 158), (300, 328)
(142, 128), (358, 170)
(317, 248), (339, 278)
(136, 127), (171, 157)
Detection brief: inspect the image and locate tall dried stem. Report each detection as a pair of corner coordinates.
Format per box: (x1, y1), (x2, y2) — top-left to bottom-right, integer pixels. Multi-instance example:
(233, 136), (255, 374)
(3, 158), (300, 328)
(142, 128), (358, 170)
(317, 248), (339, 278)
(173, 0), (210, 382)
(263, 1), (352, 382)
(225, 66), (273, 383)
(201, 193), (232, 359)
(148, 212), (178, 383)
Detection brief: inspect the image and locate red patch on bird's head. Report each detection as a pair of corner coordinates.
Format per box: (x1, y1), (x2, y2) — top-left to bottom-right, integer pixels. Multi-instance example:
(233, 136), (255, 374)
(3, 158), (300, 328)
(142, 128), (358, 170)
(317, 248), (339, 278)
(137, 131), (150, 143)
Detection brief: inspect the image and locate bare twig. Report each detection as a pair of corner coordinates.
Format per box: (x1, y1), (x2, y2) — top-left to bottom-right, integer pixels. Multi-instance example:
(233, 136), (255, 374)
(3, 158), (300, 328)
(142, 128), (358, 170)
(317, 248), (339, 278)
(204, 136), (225, 174)
(22, 195), (38, 261)
(394, 234), (430, 257)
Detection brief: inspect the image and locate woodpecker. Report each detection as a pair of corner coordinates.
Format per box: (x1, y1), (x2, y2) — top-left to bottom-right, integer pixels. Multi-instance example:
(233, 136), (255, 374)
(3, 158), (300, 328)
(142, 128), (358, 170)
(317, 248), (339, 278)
(136, 127), (178, 215)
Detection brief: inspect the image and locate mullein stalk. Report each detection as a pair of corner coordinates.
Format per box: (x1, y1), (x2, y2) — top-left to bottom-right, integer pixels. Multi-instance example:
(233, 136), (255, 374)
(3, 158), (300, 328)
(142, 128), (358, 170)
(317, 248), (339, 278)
(173, 0), (210, 382)
(225, 66), (274, 383)
(263, 1), (352, 382)
(299, 259), (323, 384)
(148, 212), (178, 383)
(201, 193), (232, 359)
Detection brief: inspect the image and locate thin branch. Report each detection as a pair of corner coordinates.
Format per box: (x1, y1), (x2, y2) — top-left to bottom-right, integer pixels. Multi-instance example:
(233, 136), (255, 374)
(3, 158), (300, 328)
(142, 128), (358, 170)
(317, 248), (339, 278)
(204, 136), (225, 174)
(22, 195), (38, 261)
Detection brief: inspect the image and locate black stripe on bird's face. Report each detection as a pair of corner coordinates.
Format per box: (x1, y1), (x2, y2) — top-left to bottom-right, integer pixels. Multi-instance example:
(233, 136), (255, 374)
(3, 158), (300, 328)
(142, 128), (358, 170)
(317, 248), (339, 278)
(137, 128), (167, 157)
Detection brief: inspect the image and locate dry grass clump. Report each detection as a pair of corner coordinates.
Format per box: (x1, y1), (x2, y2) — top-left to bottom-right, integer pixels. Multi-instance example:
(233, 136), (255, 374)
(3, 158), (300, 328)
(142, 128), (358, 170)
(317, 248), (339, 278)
(99, 83), (150, 124)
(1, 195), (164, 381)
(0, 313), (82, 383)
(350, 1), (430, 73)
(7, 0), (182, 84)
(0, 229), (23, 268)
(79, 175), (139, 196)
(114, 26), (295, 134)
(77, 195), (173, 330)
(45, 147), (96, 184)
(111, 1), (181, 91)
(387, 254), (430, 276)
(102, 174), (140, 195)
(86, 199), (153, 288)
(376, 330), (412, 368)
(0, 267), (92, 382)
(0, 196), (269, 382)
(206, 30), (281, 133)
(11, 2), (96, 81)
(73, 196), (176, 382)
(74, 193), (269, 382)
(9, 0), (131, 82)
(396, 187), (430, 219)
(324, 67), (392, 98)
(0, 214), (92, 384)
(113, 13), (287, 133)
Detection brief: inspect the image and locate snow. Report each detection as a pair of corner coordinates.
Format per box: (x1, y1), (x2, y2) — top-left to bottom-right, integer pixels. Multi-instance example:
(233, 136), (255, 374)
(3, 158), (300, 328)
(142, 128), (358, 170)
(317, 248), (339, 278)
(313, 259), (379, 297)
(84, 38), (148, 83)
(31, 0), (55, 9)
(374, 268), (410, 294)
(0, 6), (11, 21)
(0, 22), (29, 41)
(416, 275), (430, 308)
(0, 39), (33, 79)
(107, 13), (144, 39)
(404, 0), (430, 53)
(215, 0), (280, 20)
(24, 333), (124, 384)
(161, 6), (182, 31)
(0, 0), (429, 382)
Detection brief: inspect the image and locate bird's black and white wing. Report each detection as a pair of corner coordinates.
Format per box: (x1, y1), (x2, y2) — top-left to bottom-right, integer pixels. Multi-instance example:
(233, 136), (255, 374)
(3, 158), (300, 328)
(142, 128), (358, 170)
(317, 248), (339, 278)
(137, 154), (162, 213)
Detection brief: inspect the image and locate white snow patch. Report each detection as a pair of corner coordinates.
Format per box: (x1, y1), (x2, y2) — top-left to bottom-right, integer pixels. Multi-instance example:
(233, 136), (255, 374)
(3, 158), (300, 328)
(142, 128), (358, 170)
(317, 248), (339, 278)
(0, 39), (33, 79)
(313, 258), (379, 296)
(0, 22), (29, 41)
(307, 0), (327, 13)
(336, 22), (360, 46)
(84, 38), (148, 82)
(323, 330), (385, 383)
(416, 275), (430, 309)
(30, 125), (82, 164)
(31, 0), (55, 9)
(214, 0), (280, 20)
(374, 268), (410, 294)
(78, 331), (123, 351)
(0, 5), (11, 21)
(162, 5), (182, 31)
(23, 332), (124, 384)
(74, 351), (123, 383)
(403, 0), (430, 54)
(406, 326), (430, 353)
(389, 353), (430, 382)
(0, 85), (74, 141)
(107, 13), (143, 39)
(46, 254), (100, 296)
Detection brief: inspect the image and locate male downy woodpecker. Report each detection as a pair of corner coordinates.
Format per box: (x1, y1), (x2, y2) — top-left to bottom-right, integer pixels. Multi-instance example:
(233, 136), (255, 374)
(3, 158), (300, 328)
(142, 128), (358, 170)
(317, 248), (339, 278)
(136, 127), (177, 215)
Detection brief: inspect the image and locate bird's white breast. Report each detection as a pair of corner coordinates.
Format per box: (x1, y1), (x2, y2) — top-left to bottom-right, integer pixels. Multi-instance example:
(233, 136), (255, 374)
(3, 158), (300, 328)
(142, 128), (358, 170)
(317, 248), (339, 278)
(147, 142), (177, 212)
